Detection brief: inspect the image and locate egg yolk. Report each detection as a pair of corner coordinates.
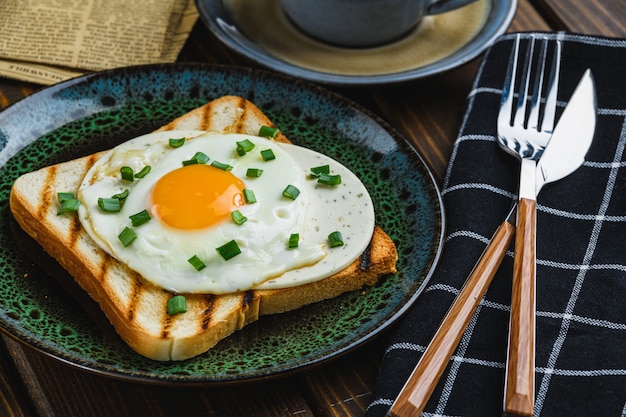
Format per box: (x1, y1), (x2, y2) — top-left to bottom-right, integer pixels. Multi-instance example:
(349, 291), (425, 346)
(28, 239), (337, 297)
(150, 164), (245, 230)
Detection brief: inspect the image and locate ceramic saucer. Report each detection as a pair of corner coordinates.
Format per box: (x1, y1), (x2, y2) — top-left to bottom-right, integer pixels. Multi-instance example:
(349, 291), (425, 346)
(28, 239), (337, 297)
(195, 0), (517, 86)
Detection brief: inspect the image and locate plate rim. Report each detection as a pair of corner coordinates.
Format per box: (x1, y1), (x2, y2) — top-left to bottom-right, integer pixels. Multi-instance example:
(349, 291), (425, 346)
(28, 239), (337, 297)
(0, 62), (445, 385)
(194, 0), (517, 86)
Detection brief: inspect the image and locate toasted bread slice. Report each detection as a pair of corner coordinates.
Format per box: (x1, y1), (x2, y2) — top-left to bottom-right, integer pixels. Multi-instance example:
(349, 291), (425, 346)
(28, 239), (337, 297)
(9, 96), (397, 361)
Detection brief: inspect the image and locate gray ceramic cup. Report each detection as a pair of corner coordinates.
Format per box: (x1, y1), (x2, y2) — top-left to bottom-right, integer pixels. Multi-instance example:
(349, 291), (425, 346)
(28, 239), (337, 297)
(280, 0), (480, 47)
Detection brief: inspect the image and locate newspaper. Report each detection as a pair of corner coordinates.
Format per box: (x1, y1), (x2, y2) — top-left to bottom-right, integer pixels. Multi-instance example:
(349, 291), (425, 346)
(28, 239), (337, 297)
(0, 0), (198, 85)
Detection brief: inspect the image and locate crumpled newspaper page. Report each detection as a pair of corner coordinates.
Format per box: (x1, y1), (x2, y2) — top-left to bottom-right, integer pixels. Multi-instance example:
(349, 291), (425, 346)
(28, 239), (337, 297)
(0, 0), (198, 85)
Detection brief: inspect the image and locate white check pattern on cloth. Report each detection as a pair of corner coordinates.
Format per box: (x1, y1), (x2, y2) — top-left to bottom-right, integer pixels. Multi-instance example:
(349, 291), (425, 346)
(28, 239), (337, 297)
(365, 32), (626, 417)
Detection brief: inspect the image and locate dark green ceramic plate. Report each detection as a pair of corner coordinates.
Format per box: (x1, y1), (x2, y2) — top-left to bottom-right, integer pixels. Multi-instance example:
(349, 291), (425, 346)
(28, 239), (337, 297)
(0, 64), (444, 384)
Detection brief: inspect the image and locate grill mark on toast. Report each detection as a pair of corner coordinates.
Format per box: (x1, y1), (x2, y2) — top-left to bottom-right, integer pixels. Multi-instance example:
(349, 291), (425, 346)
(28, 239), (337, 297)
(199, 102), (215, 131)
(68, 216), (83, 249)
(201, 295), (216, 330)
(39, 166), (56, 219)
(126, 273), (144, 322)
(242, 290), (256, 308)
(161, 312), (172, 339)
(234, 97), (247, 133)
(84, 154), (101, 186)
(359, 240), (374, 271)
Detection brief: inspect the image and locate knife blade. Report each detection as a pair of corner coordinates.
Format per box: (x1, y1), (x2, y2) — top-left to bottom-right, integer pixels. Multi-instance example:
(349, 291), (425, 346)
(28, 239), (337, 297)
(387, 69), (597, 417)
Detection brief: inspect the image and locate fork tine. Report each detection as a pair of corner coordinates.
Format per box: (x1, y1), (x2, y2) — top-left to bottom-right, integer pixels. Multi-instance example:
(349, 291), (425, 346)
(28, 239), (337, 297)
(513, 35), (536, 128)
(540, 40), (562, 135)
(528, 38), (548, 133)
(498, 34), (520, 127)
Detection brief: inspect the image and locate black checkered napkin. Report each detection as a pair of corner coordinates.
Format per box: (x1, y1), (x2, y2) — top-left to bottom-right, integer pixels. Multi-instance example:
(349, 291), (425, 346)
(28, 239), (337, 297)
(366, 33), (626, 417)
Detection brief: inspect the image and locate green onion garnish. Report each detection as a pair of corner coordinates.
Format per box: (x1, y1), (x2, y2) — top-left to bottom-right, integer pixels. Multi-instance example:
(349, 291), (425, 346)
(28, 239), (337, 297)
(310, 164), (330, 178)
(169, 138), (185, 148)
(328, 231), (344, 248)
(216, 240), (241, 260)
(259, 125), (280, 138)
(211, 160), (233, 171)
(282, 184), (300, 200)
(134, 165), (151, 178)
(57, 192), (75, 203)
(129, 209), (151, 226)
(120, 166), (134, 182)
(118, 227), (137, 247)
(231, 210), (247, 225)
(57, 198), (80, 215)
(112, 189), (130, 200)
(261, 149), (276, 161)
(246, 168), (263, 178)
(318, 174), (342, 186)
(243, 189), (257, 204)
(167, 295), (187, 315)
(236, 139), (256, 156)
(288, 233), (299, 249)
(187, 255), (206, 271)
(194, 152), (210, 164)
(98, 197), (121, 212)
(183, 151), (210, 166)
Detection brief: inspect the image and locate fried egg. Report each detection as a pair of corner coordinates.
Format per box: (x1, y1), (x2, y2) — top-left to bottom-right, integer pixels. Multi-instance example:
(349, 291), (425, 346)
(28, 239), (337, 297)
(77, 130), (374, 294)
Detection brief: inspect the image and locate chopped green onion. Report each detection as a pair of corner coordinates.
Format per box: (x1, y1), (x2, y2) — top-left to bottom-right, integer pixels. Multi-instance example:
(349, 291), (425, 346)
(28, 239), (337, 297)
(118, 227), (137, 247)
(328, 231), (344, 248)
(57, 198), (80, 215)
(98, 197), (121, 212)
(57, 192), (75, 203)
(231, 210), (247, 225)
(112, 189), (130, 200)
(246, 168), (263, 178)
(261, 149), (276, 161)
(288, 233), (299, 249)
(259, 125), (280, 138)
(318, 174), (342, 186)
(310, 164), (330, 178)
(282, 184), (300, 200)
(183, 151), (210, 165)
(120, 166), (134, 182)
(187, 255), (206, 271)
(194, 152), (210, 164)
(167, 295), (187, 315)
(129, 209), (151, 226)
(216, 240), (241, 260)
(243, 189), (257, 204)
(211, 160), (233, 171)
(236, 139), (256, 156)
(169, 137), (185, 148)
(134, 165), (151, 178)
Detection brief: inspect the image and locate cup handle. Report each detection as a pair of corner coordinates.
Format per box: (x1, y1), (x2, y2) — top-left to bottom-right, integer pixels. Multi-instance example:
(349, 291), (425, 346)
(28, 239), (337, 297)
(426, 0), (479, 15)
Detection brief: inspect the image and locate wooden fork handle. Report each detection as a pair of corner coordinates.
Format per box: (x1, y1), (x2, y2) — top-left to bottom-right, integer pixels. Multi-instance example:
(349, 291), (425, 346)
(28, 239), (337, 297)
(388, 219), (515, 417)
(504, 197), (537, 417)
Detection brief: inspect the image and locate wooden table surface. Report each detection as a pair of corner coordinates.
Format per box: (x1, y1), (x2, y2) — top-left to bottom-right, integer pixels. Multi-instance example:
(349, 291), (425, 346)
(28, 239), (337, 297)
(0, 1), (624, 416)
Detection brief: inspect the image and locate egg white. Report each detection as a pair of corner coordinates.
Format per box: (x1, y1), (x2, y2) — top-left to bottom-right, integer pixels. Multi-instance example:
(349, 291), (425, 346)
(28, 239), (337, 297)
(77, 130), (374, 294)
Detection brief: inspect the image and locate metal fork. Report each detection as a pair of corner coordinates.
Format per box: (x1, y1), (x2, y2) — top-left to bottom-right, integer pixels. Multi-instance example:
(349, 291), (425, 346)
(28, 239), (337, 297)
(498, 34), (560, 417)
(385, 34), (560, 417)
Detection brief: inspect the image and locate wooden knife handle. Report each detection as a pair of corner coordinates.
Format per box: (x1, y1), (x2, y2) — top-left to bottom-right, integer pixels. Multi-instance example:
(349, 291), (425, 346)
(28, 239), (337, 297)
(388, 219), (515, 417)
(504, 197), (537, 417)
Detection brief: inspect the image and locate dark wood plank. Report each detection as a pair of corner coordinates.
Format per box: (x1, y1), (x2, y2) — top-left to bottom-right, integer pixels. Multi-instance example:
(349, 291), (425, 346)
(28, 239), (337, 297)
(0, 337), (36, 417)
(8, 337), (315, 417)
(300, 338), (386, 417)
(1, 1), (620, 416)
(536, 0), (626, 37)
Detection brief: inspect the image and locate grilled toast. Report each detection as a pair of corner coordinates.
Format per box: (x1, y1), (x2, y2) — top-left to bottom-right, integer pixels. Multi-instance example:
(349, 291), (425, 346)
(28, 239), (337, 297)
(9, 96), (398, 361)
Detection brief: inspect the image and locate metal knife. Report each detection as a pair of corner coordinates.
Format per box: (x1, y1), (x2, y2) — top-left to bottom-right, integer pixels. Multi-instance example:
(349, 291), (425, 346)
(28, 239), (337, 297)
(387, 69), (597, 417)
